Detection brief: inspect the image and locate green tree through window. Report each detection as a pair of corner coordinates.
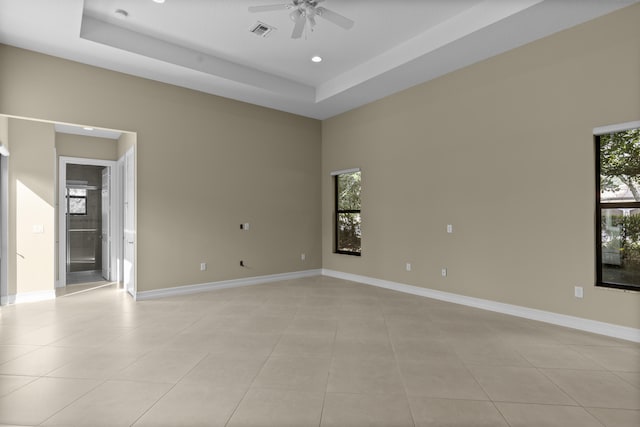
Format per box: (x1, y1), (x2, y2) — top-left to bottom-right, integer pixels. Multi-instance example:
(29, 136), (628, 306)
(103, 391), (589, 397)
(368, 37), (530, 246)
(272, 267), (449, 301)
(597, 127), (640, 290)
(335, 170), (361, 255)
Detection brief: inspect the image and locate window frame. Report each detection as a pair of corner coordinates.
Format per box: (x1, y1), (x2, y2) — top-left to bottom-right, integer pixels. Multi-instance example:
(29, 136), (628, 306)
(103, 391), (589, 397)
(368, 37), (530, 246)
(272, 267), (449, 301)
(333, 169), (362, 256)
(67, 188), (88, 216)
(594, 123), (640, 292)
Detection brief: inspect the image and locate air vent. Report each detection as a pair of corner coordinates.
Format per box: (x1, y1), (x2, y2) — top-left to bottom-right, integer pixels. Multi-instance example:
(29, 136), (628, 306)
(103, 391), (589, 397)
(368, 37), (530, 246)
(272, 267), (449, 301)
(250, 21), (276, 38)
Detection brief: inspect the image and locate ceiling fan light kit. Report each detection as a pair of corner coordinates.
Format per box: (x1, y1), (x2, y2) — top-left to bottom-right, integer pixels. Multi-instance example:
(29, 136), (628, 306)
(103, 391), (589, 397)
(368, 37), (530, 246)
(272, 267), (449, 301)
(249, 0), (354, 39)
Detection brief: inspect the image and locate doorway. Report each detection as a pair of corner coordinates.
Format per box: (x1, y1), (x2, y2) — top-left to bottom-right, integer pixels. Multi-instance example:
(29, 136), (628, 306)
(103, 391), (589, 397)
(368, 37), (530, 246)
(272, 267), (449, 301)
(65, 164), (108, 285)
(58, 157), (117, 289)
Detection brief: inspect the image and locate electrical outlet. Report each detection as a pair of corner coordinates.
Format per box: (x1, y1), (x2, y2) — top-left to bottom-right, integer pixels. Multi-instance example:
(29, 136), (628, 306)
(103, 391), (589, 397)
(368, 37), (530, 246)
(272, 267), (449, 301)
(446, 224), (453, 233)
(301, 253), (306, 261)
(243, 223), (250, 230)
(441, 268), (447, 277)
(406, 263), (412, 272)
(574, 286), (583, 299)
(200, 262), (207, 271)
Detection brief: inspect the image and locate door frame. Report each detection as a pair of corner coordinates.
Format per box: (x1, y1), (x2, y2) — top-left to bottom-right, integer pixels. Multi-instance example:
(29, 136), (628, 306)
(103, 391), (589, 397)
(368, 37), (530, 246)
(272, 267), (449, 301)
(0, 155), (8, 305)
(121, 147), (136, 297)
(57, 157), (118, 288)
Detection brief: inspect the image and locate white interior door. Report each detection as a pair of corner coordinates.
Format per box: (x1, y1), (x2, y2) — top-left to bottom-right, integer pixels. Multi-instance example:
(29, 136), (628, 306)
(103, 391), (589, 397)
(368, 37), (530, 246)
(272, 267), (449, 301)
(101, 167), (110, 280)
(123, 148), (135, 296)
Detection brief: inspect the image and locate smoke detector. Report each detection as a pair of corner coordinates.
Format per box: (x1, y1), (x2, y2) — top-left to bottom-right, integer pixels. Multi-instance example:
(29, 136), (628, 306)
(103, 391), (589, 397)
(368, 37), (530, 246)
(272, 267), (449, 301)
(250, 21), (276, 37)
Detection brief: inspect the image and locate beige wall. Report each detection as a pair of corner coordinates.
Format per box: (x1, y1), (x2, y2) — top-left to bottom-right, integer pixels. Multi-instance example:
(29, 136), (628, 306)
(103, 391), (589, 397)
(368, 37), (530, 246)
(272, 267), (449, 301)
(117, 132), (136, 159)
(8, 118), (56, 295)
(1, 5), (638, 329)
(323, 4), (640, 328)
(0, 115), (8, 151)
(0, 45), (322, 293)
(56, 133), (118, 161)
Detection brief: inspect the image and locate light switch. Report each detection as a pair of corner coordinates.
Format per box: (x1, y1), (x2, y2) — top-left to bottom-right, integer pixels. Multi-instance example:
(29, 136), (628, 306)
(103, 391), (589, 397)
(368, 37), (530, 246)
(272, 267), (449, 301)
(574, 286), (583, 299)
(32, 224), (44, 234)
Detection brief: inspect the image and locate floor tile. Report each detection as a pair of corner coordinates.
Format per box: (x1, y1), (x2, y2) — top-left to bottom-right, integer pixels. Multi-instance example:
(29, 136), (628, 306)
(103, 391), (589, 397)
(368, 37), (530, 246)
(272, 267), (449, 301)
(542, 368), (640, 409)
(51, 327), (132, 348)
(385, 316), (444, 339)
(399, 359), (488, 400)
(114, 349), (207, 384)
(495, 402), (605, 427)
(240, 315), (294, 334)
(0, 377), (99, 425)
(0, 375), (36, 397)
(469, 366), (576, 405)
(336, 317), (389, 340)
(271, 333), (335, 357)
(227, 388), (323, 427)
(46, 352), (141, 379)
(285, 316), (338, 335)
(392, 336), (458, 362)
(333, 335), (394, 360)
(452, 340), (532, 367)
(571, 345), (640, 372)
(516, 344), (604, 370)
(0, 346), (86, 376)
(206, 333), (281, 358)
(252, 356), (330, 391)
(41, 380), (170, 426)
(1, 277), (638, 427)
(4, 325), (78, 346)
(0, 345), (39, 364)
(586, 407), (640, 427)
(408, 397), (508, 427)
(180, 354), (265, 388)
(327, 357), (405, 394)
(133, 384), (246, 427)
(613, 370), (640, 387)
(321, 392), (414, 427)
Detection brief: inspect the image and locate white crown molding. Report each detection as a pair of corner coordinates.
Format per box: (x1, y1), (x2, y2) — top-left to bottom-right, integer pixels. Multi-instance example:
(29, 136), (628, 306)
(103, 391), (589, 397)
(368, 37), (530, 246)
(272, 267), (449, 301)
(135, 269), (322, 301)
(322, 269), (640, 343)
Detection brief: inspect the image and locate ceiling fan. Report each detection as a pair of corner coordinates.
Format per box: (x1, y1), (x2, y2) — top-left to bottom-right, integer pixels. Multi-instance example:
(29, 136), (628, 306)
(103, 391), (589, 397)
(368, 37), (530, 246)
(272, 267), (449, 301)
(248, 0), (354, 39)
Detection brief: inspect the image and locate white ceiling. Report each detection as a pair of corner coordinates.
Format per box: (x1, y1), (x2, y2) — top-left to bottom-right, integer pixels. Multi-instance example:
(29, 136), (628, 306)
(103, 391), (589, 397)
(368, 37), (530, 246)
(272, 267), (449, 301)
(0, 0), (637, 120)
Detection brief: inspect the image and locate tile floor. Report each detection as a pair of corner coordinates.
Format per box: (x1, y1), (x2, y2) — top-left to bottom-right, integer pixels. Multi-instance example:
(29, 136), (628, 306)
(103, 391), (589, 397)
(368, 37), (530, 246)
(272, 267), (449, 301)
(0, 276), (638, 427)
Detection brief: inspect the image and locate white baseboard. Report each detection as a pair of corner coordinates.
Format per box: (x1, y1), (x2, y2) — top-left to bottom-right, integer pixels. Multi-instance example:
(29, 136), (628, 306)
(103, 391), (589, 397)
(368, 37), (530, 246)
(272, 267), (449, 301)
(8, 290), (56, 304)
(322, 269), (640, 343)
(136, 269), (322, 301)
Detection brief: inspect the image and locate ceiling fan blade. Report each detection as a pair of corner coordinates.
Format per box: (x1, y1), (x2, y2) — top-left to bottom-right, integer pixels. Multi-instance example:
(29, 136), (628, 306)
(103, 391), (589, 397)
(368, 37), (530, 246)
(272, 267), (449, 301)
(291, 12), (306, 39)
(248, 4), (290, 13)
(316, 6), (354, 30)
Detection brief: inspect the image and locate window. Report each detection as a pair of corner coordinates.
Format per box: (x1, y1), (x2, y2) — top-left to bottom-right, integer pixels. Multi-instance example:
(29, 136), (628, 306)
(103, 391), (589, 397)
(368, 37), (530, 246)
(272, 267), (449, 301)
(68, 188), (87, 215)
(334, 169), (361, 255)
(595, 125), (640, 291)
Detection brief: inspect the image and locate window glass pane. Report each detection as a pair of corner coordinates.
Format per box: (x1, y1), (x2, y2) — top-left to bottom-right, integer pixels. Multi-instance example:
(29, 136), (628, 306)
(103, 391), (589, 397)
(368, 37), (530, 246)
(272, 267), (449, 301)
(337, 172), (361, 210)
(599, 129), (640, 203)
(601, 209), (640, 287)
(337, 212), (361, 253)
(69, 188), (87, 197)
(69, 197), (86, 215)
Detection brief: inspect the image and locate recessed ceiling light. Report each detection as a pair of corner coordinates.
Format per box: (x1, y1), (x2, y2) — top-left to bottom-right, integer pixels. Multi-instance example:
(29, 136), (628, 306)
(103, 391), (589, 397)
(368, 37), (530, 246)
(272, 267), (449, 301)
(153, 0), (165, 3)
(311, 56), (322, 63)
(114, 9), (129, 19)
(83, 127), (94, 131)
